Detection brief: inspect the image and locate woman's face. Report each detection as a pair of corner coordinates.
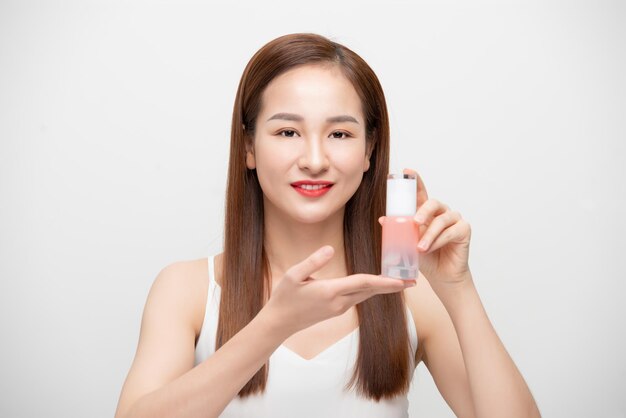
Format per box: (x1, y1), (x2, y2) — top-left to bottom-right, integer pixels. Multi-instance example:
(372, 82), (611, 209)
(247, 63), (371, 225)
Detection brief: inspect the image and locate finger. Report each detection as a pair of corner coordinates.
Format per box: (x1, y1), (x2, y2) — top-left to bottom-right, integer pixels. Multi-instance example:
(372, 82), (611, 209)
(413, 198), (449, 225)
(425, 219), (471, 253)
(378, 216), (385, 226)
(334, 273), (414, 296)
(285, 245), (334, 282)
(340, 279), (416, 306)
(343, 278), (416, 296)
(403, 168), (429, 210)
(417, 211), (462, 252)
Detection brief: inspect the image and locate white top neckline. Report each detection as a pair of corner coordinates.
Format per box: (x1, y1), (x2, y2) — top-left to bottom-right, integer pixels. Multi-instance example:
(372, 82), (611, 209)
(193, 252), (418, 418)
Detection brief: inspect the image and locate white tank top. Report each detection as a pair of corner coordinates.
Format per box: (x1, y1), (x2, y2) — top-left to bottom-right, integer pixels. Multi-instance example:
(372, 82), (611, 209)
(194, 253), (419, 417)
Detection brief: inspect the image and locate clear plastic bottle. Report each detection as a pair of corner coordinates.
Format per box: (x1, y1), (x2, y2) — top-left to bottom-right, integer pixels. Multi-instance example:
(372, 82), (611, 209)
(381, 173), (419, 279)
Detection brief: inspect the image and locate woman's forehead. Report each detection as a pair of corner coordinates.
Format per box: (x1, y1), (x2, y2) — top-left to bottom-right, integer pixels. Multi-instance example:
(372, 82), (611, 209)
(259, 65), (363, 123)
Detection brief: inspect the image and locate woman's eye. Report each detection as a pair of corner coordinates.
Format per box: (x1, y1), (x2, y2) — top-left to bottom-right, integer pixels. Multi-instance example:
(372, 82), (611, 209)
(331, 131), (350, 139)
(279, 130), (297, 138)
(277, 130), (350, 139)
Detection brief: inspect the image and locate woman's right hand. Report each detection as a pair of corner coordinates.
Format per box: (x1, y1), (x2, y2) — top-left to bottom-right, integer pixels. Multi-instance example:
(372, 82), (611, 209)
(262, 245), (416, 337)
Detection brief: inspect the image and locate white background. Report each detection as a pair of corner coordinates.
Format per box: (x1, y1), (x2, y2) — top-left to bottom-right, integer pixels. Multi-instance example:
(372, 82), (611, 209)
(1, 0), (625, 417)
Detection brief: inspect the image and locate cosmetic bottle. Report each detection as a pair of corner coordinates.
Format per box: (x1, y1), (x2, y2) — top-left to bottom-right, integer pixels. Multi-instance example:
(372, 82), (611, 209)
(381, 173), (419, 279)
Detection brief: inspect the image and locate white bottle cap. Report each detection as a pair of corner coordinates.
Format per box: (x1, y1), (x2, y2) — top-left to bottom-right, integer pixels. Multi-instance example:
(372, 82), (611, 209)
(386, 173), (417, 216)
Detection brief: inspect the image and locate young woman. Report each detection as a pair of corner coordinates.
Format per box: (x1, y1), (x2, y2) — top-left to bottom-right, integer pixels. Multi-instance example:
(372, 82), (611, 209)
(115, 33), (541, 418)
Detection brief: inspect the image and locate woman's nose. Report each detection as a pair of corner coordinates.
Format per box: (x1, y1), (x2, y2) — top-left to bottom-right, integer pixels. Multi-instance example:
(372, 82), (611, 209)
(297, 137), (330, 173)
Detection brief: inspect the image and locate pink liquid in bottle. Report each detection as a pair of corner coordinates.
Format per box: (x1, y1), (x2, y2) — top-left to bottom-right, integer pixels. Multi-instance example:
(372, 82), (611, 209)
(381, 174), (419, 279)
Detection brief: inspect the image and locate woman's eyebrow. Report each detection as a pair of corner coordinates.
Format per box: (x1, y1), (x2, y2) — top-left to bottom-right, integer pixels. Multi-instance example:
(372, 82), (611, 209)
(266, 112), (359, 124)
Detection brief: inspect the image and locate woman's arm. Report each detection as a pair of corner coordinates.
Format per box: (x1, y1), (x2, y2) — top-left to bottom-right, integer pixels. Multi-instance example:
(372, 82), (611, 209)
(114, 262), (291, 418)
(430, 275), (541, 418)
(407, 276), (475, 417)
(398, 167), (541, 417)
(115, 246), (411, 418)
(124, 308), (286, 418)
(407, 271), (540, 417)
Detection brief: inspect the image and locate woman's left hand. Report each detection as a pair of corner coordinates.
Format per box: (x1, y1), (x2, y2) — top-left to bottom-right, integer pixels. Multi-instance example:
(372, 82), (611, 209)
(379, 168), (472, 291)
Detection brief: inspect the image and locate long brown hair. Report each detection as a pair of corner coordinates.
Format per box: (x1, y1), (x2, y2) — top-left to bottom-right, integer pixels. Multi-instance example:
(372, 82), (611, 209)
(217, 33), (412, 401)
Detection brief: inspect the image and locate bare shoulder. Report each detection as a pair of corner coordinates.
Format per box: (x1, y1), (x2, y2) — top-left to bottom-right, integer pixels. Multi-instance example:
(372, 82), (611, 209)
(150, 257), (211, 338)
(403, 272), (451, 365)
(114, 257), (211, 418)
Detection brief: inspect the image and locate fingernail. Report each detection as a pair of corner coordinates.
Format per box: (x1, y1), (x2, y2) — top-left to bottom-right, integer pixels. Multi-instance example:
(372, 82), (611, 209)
(417, 240), (429, 250)
(414, 215), (425, 224)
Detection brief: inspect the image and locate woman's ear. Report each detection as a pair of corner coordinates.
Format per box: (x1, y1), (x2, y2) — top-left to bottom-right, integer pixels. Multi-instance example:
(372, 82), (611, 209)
(245, 138), (256, 169)
(363, 141), (374, 172)
(242, 124), (257, 169)
(246, 150), (256, 169)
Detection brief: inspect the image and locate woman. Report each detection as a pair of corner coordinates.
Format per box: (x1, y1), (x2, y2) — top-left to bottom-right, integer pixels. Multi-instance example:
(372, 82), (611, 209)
(115, 33), (541, 417)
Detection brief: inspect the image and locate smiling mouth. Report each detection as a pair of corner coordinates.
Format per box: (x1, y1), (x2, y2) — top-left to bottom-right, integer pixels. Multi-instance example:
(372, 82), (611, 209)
(294, 184), (332, 190)
(291, 183), (334, 197)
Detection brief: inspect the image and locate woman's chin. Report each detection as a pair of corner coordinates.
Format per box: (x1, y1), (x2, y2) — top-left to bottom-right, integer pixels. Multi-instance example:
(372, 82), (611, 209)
(286, 208), (344, 226)
(263, 197), (346, 226)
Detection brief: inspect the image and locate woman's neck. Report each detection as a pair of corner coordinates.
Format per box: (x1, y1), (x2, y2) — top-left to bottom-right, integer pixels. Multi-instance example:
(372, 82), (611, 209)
(263, 206), (347, 282)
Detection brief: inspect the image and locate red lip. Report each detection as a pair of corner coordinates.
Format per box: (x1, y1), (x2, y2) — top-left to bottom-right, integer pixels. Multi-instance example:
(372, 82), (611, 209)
(291, 180), (334, 186)
(291, 180), (334, 198)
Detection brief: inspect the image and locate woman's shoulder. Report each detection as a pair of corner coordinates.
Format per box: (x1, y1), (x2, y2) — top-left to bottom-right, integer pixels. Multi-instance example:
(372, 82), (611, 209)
(150, 256), (213, 338)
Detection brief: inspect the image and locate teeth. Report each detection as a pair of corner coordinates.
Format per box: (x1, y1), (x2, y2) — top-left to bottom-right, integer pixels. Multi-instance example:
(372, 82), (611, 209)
(299, 184), (328, 190)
